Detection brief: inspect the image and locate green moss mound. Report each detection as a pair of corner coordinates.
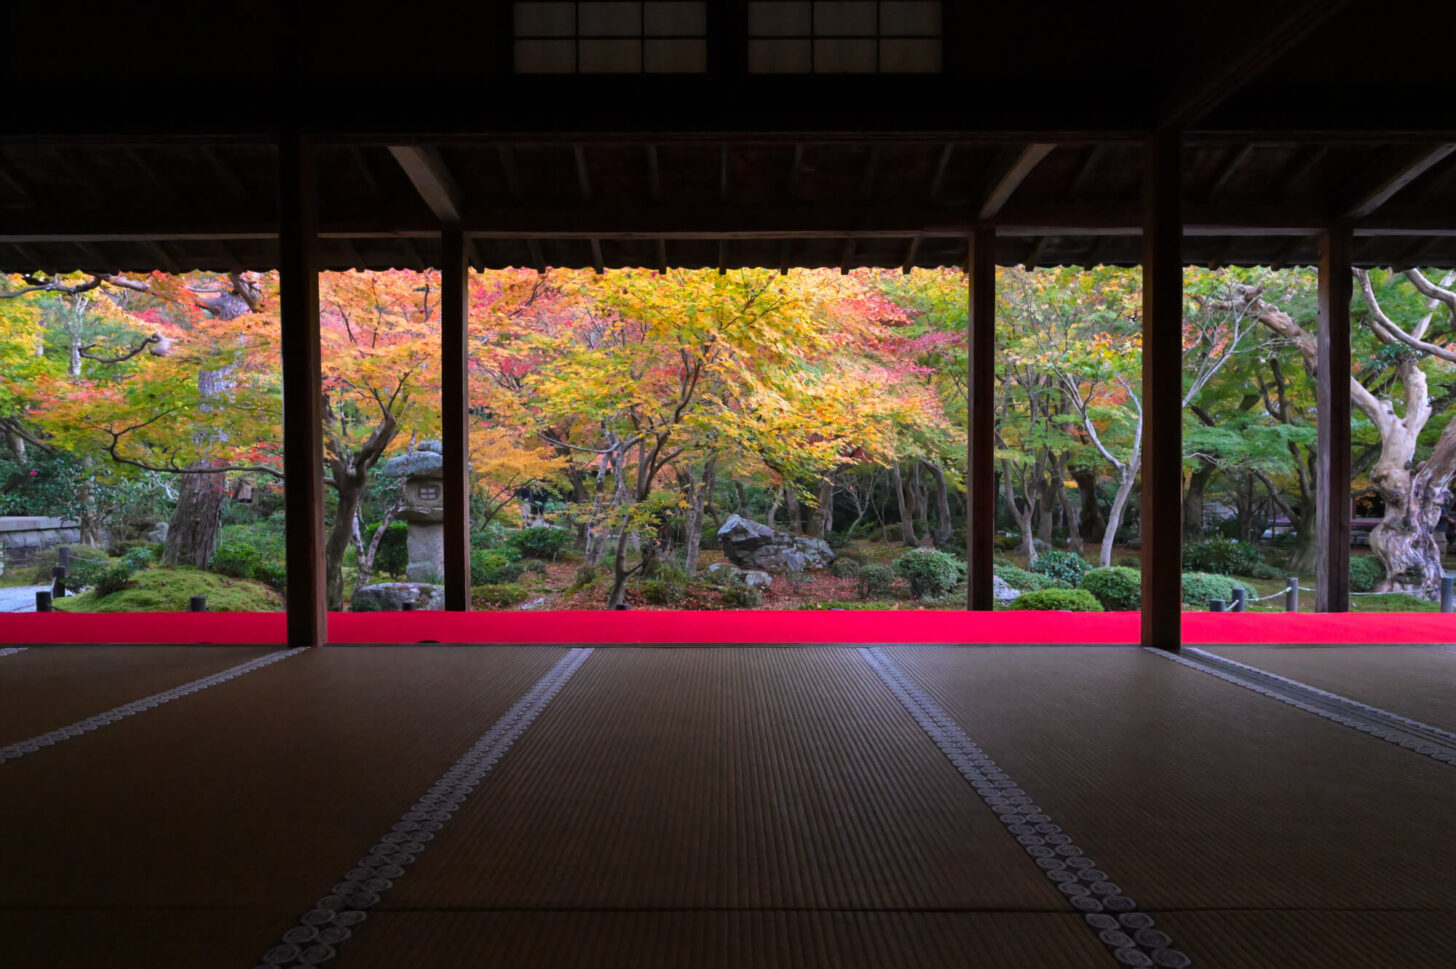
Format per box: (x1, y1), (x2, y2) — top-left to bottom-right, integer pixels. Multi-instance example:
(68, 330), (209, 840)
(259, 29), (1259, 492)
(53, 566), (283, 612)
(1006, 588), (1103, 612)
(1081, 566), (1141, 611)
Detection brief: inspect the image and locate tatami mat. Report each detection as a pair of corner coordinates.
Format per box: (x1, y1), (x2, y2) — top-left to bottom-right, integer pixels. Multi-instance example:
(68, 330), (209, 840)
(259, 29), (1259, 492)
(0, 644), (272, 745)
(1205, 644), (1456, 733)
(0, 646), (564, 968)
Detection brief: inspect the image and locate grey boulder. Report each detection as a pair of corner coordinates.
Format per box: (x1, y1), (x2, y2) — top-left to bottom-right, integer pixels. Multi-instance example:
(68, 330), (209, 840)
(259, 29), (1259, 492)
(716, 514), (835, 572)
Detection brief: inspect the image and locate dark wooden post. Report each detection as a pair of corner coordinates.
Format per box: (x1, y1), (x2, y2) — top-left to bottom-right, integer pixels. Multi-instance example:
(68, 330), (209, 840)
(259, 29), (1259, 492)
(1316, 226), (1352, 612)
(1140, 131), (1183, 650)
(441, 228), (472, 611)
(967, 227), (996, 610)
(279, 131), (327, 647)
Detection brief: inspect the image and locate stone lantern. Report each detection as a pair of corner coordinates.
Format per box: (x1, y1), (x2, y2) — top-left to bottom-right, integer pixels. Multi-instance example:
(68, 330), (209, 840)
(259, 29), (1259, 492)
(380, 440), (447, 583)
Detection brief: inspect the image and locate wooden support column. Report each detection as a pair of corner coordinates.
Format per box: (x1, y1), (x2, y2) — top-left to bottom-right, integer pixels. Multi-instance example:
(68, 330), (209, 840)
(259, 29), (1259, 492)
(279, 131), (327, 647)
(1316, 226), (1352, 612)
(967, 226), (996, 610)
(441, 228), (472, 611)
(1140, 131), (1183, 650)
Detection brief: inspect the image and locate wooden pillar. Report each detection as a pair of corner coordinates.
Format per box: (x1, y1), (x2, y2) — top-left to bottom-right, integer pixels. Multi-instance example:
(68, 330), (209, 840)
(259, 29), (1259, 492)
(1140, 131), (1183, 650)
(1316, 227), (1352, 612)
(279, 131), (327, 647)
(967, 227), (996, 610)
(441, 228), (472, 611)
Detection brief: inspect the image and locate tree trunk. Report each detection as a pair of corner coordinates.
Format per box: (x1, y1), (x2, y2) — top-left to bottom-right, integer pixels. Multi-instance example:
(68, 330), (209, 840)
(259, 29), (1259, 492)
(1072, 466), (1105, 541)
(681, 456), (717, 574)
(1001, 460), (1036, 565)
(892, 460), (917, 547)
(1183, 461), (1216, 542)
(1099, 467), (1137, 568)
(783, 483), (802, 533)
(1036, 474), (1057, 546)
(1368, 417), (1456, 595)
(325, 479), (364, 610)
(924, 461), (953, 548)
(806, 475), (835, 539)
(1057, 463), (1083, 553)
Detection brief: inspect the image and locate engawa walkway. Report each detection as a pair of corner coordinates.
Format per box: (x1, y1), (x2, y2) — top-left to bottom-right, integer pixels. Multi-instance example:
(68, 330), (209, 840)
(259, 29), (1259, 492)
(1, 643), (1453, 967)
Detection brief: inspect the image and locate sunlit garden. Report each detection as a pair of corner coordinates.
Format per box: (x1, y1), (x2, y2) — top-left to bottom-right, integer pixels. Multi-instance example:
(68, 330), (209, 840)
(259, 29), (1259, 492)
(3, 264), (1453, 613)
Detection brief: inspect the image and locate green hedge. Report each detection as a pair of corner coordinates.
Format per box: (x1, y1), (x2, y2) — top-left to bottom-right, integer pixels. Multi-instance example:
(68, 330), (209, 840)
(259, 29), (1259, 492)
(857, 563), (896, 599)
(1183, 539), (1263, 576)
(1028, 549), (1091, 587)
(1081, 567), (1141, 611)
(1181, 572), (1256, 607)
(995, 564), (1071, 592)
(1006, 589), (1103, 611)
(894, 548), (964, 600)
(1349, 556), (1385, 593)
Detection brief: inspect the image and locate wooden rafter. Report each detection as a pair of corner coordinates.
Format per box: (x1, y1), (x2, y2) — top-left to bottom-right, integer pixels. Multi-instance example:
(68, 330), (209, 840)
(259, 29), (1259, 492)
(1344, 144), (1456, 220)
(388, 146), (465, 226)
(978, 144), (1055, 220)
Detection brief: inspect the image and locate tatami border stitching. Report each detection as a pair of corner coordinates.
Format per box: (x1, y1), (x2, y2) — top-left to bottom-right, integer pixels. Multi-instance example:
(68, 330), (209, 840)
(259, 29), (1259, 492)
(858, 646), (1195, 969)
(251, 646), (594, 969)
(1149, 648), (1456, 767)
(0, 647), (27, 658)
(0, 647), (307, 765)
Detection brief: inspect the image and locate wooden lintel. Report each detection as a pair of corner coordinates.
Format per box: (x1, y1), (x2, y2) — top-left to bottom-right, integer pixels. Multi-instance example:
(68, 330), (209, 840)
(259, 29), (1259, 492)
(978, 144), (1056, 221)
(387, 145), (465, 226)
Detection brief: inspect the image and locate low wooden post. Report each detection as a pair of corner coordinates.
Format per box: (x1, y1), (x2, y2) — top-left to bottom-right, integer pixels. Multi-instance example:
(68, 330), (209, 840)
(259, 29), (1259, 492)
(441, 228), (472, 612)
(1140, 130), (1183, 650)
(967, 226), (996, 610)
(1316, 227), (1352, 612)
(279, 130), (328, 647)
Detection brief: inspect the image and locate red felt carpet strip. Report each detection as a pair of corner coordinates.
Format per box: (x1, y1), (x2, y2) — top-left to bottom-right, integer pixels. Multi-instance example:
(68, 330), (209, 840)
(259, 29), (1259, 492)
(251, 647), (594, 969)
(859, 646), (1196, 969)
(1150, 647), (1456, 768)
(0, 648), (306, 765)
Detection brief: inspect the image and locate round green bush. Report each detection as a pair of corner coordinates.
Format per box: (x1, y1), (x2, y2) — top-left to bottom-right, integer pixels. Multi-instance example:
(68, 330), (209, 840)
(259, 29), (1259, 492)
(471, 548), (526, 585)
(1183, 539), (1264, 576)
(1006, 589), (1104, 611)
(720, 585), (763, 608)
(1028, 549), (1091, 587)
(508, 526), (572, 560)
(1181, 572), (1255, 607)
(1349, 555), (1385, 593)
(1081, 567), (1141, 611)
(894, 548), (964, 600)
(857, 563), (896, 599)
(829, 557), (861, 578)
(641, 578), (686, 605)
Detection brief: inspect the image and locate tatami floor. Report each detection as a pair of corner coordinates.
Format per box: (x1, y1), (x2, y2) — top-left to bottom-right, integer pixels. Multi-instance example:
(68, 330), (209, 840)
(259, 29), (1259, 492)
(1, 642), (1452, 968)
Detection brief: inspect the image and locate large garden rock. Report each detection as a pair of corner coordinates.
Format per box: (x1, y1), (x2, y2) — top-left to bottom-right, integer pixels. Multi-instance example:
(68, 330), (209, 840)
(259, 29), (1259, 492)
(993, 575), (1021, 603)
(351, 581), (444, 611)
(706, 562), (774, 588)
(715, 514), (835, 572)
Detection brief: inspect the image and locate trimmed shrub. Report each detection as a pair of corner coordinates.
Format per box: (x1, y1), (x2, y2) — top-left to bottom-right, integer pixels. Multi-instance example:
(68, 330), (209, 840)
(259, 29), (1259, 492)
(1184, 539), (1263, 576)
(471, 583), (530, 608)
(471, 549), (525, 585)
(894, 548), (964, 600)
(856, 563), (896, 599)
(362, 521), (409, 577)
(1006, 589), (1104, 612)
(1181, 572), (1255, 607)
(1028, 549), (1091, 587)
(350, 595), (382, 612)
(995, 564), (1071, 591)
(829, 558), (861, 578)
(92, 563), (137, 598)
(119, 545), (157, 572)
(469, 521), (509, 550)
(509, 526), (572, 560)
(720, 585), (763, 608)
(641, 578), (686, 605)
(209, 542), (261, 581)
(1081, 567), (1141, 611)
(1349, 556), (1385, 593)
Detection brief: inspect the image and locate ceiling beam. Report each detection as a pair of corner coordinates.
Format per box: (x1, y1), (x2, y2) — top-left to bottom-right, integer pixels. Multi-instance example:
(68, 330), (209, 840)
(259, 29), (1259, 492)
(978, 144), (1055, 220)
(1344, 144), (1456, 220)
(387, 145), (465, 226)
(1161, 0), (1356, 128)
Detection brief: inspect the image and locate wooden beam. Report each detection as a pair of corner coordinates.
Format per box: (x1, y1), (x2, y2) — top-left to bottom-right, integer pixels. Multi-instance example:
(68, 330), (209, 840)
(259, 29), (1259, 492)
(978, 144), (1055, 220)
(839, 238), (856, 275)
(778, 239), (791, 276)
(348, 147), (381, 197)
(967, 226), (996, 611)
(928, 144), (954, 200)
(717, 239), (727, 276)
(589, 237), (604, 274)
(441, 227), (471, 613)
(1066, 143), (1107, 199)
(1161, 0), (1355, 128)
(142, 240), (180, 273)
(646, 145), (662, 203)
(1140, 130), (1183, 651)
(1344, 144), (1456, 220)
(900, 235), (921, 274)
(656, 238), (668, 274)
(1204, 144), (1253, 201)
(1316, 226), (1352, 613)
(387, 145), (464, 225)
(278, 130), (326, 648)
(573, 144), (592, 201)
(1024, 236), (1049, 269)
(1269, 235), (1307, 270)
